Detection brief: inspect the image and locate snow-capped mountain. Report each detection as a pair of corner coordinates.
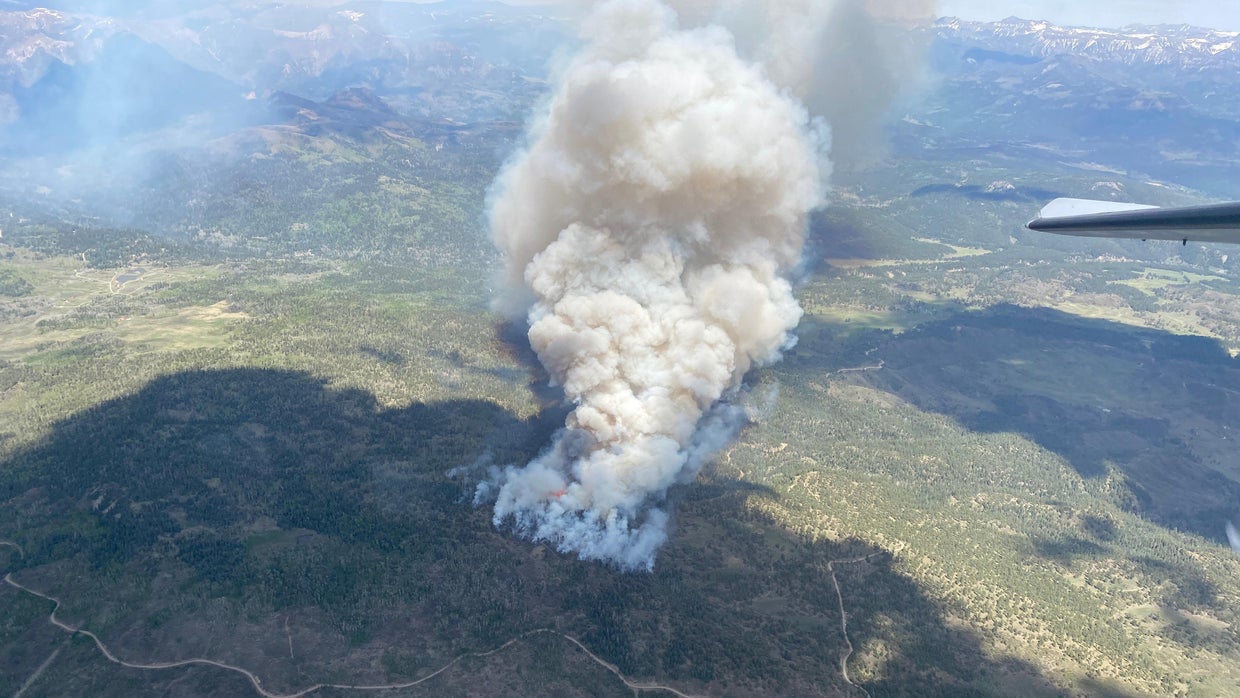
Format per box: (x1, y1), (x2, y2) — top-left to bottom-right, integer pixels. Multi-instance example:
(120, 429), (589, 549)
(933, 16), (1240, 72)
(910, 17), (1240, 198)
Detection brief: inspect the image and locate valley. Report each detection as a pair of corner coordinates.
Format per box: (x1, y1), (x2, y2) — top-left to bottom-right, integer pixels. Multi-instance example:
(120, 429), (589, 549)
(3, 2), (1240, 696)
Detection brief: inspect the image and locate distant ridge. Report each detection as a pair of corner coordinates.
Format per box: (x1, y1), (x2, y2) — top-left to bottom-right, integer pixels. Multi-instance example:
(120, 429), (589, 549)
(933, 16), (1240, 71)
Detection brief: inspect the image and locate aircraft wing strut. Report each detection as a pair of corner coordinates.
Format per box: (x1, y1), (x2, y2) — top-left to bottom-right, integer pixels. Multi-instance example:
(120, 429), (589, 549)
(1027, 198), (1240, 244)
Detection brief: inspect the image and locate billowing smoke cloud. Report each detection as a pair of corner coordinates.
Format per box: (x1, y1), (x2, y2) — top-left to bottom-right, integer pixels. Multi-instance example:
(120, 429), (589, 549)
(673, 0), (937, 168)
(480, 0), (831, 571)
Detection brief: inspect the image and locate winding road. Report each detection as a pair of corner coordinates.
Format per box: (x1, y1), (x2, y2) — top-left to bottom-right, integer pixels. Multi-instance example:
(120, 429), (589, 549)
(827, 552), (885, 698)
(2, 564), (699, 698)
(827, 346), (886, 378)
(2, 529), (878, 696)
(828, 360), (885, 378)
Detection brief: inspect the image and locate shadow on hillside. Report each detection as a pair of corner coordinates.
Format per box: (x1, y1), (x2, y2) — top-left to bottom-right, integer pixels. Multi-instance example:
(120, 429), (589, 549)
(909, 183), (1064, 204)
(804, 206), (949, 270)
(1, 368), (569, 569)
(0, 367), (1091, 696)
(831, 303), (1240, 546)
(494, 318), (567, 412)
(657, 477), (1081, 697)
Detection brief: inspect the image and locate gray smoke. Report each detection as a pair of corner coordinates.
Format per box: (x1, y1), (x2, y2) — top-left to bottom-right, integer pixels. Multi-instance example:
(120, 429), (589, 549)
(673, 0), (937, 168)
(482, 0), (834, 571)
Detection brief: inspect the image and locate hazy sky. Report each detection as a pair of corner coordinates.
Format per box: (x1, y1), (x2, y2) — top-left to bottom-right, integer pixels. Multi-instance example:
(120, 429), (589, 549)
(939, 1), (1240, 30)
(499, 2), (1240, 31)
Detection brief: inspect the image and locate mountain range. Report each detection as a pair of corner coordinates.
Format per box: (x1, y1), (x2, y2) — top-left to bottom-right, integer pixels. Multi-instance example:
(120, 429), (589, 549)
(4, 4), (1240, 198)
(0, 0), (564, 146)
(936, 16), (1240, 71)
(913, 17), (1240, 197)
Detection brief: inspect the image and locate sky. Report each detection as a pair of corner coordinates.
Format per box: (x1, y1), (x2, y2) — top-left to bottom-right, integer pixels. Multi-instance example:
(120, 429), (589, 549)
(938, 1), (1240, 31)
(58, 0), (1240, 31)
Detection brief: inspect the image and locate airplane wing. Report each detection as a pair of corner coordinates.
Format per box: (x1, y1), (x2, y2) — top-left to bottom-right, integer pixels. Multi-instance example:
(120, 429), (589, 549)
(1026, 198), (1240, 244)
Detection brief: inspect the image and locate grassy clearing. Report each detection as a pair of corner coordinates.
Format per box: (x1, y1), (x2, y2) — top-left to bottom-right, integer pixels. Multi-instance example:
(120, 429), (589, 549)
(1051, 299), (1230, 347)
(113, 302), (250, 353)
(821, 238), (991, 284)
(911, 237), (993, 258)
(1050, 300), (1154, 326)
(1112, 268), (1227, 295)
(0, 253), (236, 362)
(803, 306), (909, 332)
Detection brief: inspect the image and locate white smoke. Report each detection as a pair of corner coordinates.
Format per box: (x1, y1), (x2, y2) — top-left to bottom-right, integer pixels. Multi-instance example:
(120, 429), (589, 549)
(481, 0), (921, 570)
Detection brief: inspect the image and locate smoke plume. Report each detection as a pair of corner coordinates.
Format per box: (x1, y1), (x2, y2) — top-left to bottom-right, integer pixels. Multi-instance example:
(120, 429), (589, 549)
(481, 0), (829, 571)
(482, 0), (934, 570)
(672, 0), (937, 168)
